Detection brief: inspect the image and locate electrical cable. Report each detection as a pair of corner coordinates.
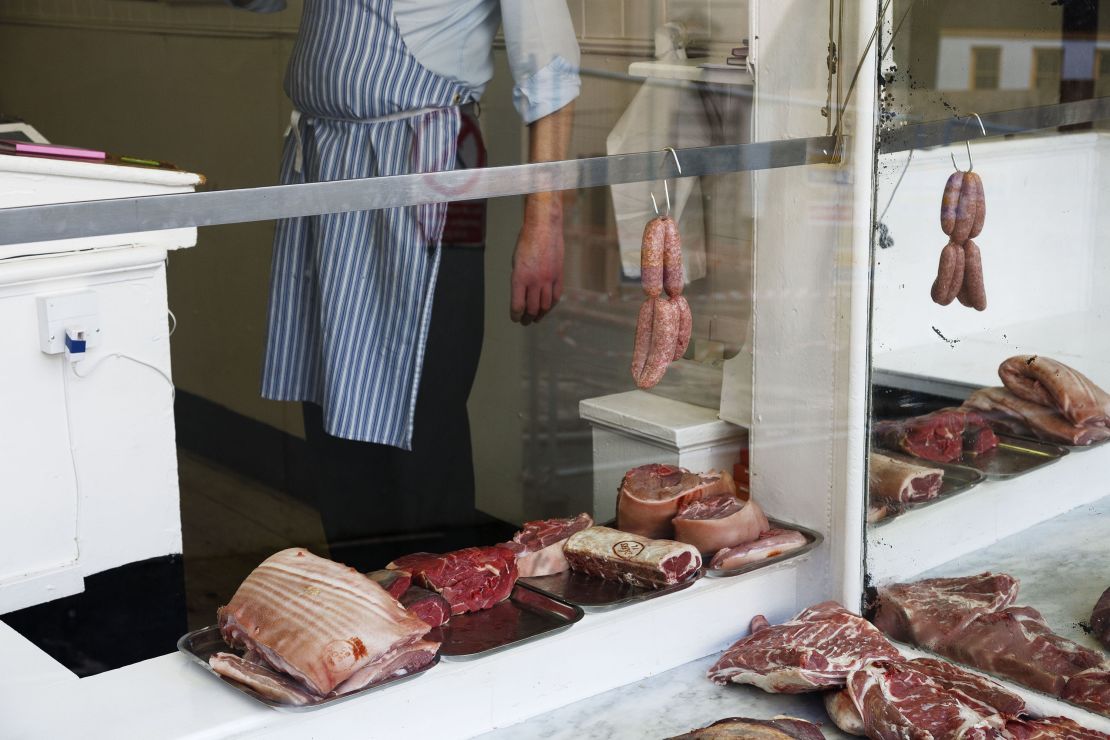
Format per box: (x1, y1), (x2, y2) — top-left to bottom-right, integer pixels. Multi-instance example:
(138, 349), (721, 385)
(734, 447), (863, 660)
(59, 360), (83, 562)
(71, 352), (176, 399)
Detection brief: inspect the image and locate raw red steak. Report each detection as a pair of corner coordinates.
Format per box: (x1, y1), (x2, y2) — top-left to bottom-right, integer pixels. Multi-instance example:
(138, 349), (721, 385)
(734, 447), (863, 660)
(939, 606), (1104, 697)
(707, 601), (900, 692)
(847, 659), (1010, 739)
(668, 717), (825, 739)
(398, 586), (451, 628)
(388, 547), (517, 616)
(872, 572), (1019, 649)
(873, 408), (998, 463)
(1093, 587), (1110, 650)
(499, 512), (594, 577)
(1061, 667), (1110, 718)
(1005, 716), (1110, 740)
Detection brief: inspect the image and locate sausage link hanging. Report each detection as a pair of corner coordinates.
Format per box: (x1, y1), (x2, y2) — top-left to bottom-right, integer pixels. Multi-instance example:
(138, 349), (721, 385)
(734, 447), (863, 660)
(641, 217), (666, 297)
(662, 217), (684, 298)
(930, 241), (965, 306)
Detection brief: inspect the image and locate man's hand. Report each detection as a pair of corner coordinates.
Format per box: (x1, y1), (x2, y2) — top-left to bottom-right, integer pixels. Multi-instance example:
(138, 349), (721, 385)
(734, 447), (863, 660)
(511, 193), (564, 325)
(510, 102), (574, 325)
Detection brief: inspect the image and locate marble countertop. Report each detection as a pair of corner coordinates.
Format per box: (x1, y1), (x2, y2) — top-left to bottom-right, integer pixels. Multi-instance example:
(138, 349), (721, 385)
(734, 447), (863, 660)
(477, 654), (851, 740)
(919, 494), (1109, 652)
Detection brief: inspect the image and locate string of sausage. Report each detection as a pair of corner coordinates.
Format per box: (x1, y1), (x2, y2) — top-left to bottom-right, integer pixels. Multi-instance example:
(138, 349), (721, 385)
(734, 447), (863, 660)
(932, 170), (987, 310)
(632, 216), (693, 388)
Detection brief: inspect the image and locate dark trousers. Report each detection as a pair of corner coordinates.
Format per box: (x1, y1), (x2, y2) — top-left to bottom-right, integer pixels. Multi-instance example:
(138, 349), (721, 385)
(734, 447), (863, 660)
(303, 245), (485, 553)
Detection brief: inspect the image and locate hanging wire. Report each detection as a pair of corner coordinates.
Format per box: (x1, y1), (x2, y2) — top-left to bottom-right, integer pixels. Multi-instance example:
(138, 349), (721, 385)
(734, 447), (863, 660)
(950, 113), (987, 171)
(651, 147), (684, 218)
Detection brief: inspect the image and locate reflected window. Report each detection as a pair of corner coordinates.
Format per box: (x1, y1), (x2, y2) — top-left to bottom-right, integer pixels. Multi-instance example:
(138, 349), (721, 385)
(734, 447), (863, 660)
(1032, 47), (1062, 94)
(971, 46), (1001, 90)
(1096, 49), (1110, 97)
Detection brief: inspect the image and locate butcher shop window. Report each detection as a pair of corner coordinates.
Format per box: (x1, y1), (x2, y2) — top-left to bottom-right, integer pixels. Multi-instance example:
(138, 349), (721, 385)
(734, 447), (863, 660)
(971, 46), (1002, 90)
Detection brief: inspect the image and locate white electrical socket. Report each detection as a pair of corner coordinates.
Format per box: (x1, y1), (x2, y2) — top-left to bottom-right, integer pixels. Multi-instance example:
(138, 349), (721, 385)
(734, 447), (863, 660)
(37, 291), (102, 355)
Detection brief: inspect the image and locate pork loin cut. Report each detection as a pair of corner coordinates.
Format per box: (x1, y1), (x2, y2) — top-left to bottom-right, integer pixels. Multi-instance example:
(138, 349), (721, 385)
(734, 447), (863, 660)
(707, 601), (900, 692)
(1060, 667), (1110, 718)
(847, 659), (1011, 740)
(215, 548), (436, 697)
(939, 606), (1104, 697)
(365, 568), (411, 600)
(869, 452), (944, 504)
(563, 526), (700, 588)
(673, 494), (768, 555)
(499, 512), (593, 577)
(617, 464), (736, 539)
(964, 387), (1110, 446)
(1092, 586), (1110, 649)
(389, 547), (518, 615)
(667, 717), (825, 739)
(1005, 716), (1110, 740)
(708, 529), (807, 571)
(398, 586), (451, 628)
(999, 355), (1110, 428)
(872, 572), (1019, 650)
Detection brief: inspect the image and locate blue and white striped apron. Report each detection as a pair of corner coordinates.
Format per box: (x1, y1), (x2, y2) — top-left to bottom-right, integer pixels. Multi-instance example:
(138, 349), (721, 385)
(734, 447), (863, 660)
(261, 0), (471, 449)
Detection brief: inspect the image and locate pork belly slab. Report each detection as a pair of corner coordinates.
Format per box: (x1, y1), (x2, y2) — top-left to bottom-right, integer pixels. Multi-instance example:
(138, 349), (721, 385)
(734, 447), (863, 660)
(964, 387), (1110, 446)
(868, 452), (944, 505)
(999, 355), (1110, 428)
(707, 601), (900, 692)
(215, 548), (436, 698)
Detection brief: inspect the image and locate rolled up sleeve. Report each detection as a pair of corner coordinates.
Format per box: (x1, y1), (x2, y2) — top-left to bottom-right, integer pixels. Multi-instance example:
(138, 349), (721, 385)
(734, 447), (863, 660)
(501, 1), (582, 124)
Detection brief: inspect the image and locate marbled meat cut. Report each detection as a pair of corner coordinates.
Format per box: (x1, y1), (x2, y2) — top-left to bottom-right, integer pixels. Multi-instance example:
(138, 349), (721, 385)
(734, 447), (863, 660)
(869, 452), (944, 504)
(1091, 586), (1110, 649)
(872, 408), (998, 463)
(563, 526), (701, 588)
(872, 572), (1019, 649)
(673, 494), (768, 554)
(389, 547), (517, 615)
(1005, 716), (1110, 740)
(1060, 666), (1110, 718)
(499, 512), (593, 578)
(707, 601), (900, 692)
(617, 464), (736, 539)
(909, 658), (1026, 718)
(963, 387), (1110, 446)
(667, 716), (825, 739)
(708, 529), (808, 571)
(825, 689), (867, 736)
(848, 659), (1008, 740)
(214, 548), (437, 698)
(940, 606), (1104, 697)
(398, 586), (451, 628)
(999, 355), (1110, 428)
(365, 568), (411, 599)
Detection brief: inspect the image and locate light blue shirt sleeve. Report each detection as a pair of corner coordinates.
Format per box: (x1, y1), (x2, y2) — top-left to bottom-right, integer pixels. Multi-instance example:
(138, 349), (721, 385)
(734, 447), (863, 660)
(500, 1), (582, 124)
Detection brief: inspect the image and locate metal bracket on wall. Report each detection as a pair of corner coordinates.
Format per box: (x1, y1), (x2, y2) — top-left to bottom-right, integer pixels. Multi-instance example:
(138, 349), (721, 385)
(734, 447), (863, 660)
(0, 137), (839, 247)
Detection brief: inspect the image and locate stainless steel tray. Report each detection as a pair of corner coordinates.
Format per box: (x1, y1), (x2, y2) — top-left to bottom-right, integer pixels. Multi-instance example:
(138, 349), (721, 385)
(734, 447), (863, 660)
(177, 626), (438, 712)
(434, 584), (583, 661)
(517, 561), (701, 613)
(869, 455), (986, 525)
(950, 434), (1069, 480)
(703, 519), (824, 578)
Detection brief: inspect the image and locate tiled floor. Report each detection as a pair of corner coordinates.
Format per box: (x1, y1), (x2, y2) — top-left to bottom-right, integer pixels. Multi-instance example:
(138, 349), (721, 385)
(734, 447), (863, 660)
(178, 449), (329, 631)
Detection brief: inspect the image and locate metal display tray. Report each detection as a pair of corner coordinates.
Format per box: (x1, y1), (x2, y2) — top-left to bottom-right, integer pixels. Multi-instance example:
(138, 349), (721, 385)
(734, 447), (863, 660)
(704, 519), (824, 578)
(434, 584), (583, 662)
(869, 455), (986, 526)
(951, 434), (1069, 479)
(518, 564), (701, 613)
(178, 626), (438, 713)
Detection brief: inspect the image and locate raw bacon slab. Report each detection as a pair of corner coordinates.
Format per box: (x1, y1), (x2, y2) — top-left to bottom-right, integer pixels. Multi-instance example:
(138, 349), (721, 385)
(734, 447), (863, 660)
(1005, 716), (1110, 740)
(964, 387), (1110, 446)
(707, 601), (900, 692)
(999, 355), (1110, 428)
(872, 572), (1019, 650)
(399, 586), (451, 628)
(499, 513), (593, 577)
(208, 652), (317, 706)
(1060, 667), (1110, 718)
(667, 716), (825, 739)
(617, 464), (736, 539)
(563, 526), (700, 588)
(869, 452), (944, 504)
(939, 606), (1104, 697)
(215, 548), (435, 697)
(708, 529), (808, 571)
(389, 547), (518, 616)
(673, 494), (768, 554)
(1092, 586), (1110, 649)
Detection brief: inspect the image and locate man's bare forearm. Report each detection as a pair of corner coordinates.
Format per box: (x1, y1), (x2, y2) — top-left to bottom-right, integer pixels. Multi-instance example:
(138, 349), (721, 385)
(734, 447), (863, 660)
(524, 102), (575, 219)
